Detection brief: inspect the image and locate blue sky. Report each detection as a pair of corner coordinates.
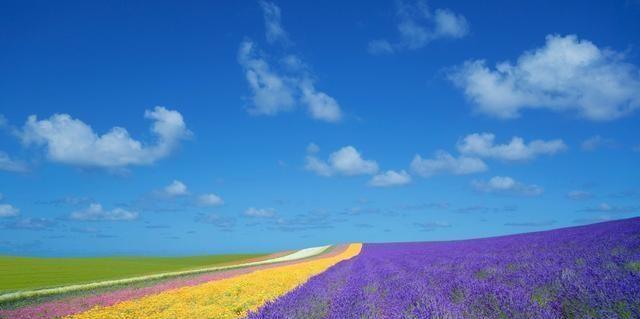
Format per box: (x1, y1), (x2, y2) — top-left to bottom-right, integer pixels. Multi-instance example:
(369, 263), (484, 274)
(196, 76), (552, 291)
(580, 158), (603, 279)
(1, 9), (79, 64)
(0, 0), (639, 256)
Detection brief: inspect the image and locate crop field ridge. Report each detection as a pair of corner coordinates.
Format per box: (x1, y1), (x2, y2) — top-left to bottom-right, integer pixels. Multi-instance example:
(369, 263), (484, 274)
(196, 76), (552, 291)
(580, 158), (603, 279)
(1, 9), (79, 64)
(0, 245), (330, 304)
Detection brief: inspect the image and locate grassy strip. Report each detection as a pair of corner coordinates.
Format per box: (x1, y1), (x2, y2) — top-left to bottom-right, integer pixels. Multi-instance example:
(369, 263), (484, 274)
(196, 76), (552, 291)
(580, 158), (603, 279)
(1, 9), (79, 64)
(0, 245), (331, 304)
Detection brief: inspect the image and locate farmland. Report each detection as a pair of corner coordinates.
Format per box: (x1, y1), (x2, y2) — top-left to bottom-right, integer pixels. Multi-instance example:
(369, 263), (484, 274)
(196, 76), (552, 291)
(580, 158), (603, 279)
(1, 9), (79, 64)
(0, 253), (266, 293)
(0, 245), (339, 318)
(1, 218), (639, 319)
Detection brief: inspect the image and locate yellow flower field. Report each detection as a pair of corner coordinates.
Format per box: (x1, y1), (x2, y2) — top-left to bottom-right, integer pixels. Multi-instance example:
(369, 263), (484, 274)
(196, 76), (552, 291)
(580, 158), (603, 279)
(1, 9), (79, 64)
(67, 243), (362, 319)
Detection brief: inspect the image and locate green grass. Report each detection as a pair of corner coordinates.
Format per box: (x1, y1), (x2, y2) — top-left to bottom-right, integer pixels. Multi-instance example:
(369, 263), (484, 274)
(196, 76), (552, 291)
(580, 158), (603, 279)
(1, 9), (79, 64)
(0, 253), (265, 293)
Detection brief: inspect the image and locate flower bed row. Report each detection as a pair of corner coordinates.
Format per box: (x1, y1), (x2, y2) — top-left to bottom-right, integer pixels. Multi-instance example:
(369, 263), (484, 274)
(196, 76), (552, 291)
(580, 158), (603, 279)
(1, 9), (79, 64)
(64, 244), (361, 319)
(0, 245), (340, 319)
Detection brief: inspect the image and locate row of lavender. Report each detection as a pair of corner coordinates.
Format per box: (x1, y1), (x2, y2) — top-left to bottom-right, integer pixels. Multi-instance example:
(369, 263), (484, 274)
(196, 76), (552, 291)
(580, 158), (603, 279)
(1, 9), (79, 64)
(247, 218), (640, 319)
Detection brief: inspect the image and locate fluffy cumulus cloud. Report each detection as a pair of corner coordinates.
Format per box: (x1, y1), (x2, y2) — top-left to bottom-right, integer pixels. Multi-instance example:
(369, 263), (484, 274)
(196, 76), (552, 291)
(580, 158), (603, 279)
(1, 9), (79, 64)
(329, 146), (379, 175)
(198, 193), (224, 207)
(237, 2), (342, 122)
(472, 176), (543, 196)
(305, 145), (379, 177)
(244, 207), (276, 218)
(368, 0), (469, 54)
(70, 203), (138, 221)
(0, 151), (29, 173)
(449, 34), (640, 120)
(0, 204), (19, 217)
(457, 133), (566, 161)
(410, 150), (487, 177)
(369, 170), (412, 187)
(163, 180), (188, 197)
(19, 107), (190, 168)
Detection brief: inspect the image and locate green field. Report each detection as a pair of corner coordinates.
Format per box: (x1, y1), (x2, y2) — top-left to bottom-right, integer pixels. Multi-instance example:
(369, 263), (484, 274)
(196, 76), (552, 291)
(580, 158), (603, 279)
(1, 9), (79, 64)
(0, 253), (266, 293)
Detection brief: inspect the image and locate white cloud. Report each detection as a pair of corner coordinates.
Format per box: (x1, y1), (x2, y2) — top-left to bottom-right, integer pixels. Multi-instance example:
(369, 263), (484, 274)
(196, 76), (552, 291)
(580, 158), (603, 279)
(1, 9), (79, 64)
(164, 180), (188, 197)
(369, 170), (411, 187)
(238, 42), (342, 123)
(457, 133), (566, 161)
(259, 1), (290, 45)
(300, 83), (343, 122)
(238, 2), (342, 123)
(449, 34), (640, 120)
(0, 151), (28, 173)
(238, 40), (296, 116)
(581, 135), (616, 151)
(20, 107), (190, 168)
(70, 203), (138, 221)
(329, 146), (379, 175)
(369, 1), (468, 54)
(244, 207), (276, 218)
(566, 190), (595, 201)
(410, 150), (487, 177)
(306, 145), (379, 177)
(304, 155), (334, 177)
(198, 193), (224, 207)
(472, 176), (543, 196)
(0, 204), (19, 217)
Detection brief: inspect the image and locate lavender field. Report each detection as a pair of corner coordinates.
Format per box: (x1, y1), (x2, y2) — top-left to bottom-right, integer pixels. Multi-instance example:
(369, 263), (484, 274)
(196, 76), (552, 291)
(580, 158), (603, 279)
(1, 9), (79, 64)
(249, 218), (640, 319)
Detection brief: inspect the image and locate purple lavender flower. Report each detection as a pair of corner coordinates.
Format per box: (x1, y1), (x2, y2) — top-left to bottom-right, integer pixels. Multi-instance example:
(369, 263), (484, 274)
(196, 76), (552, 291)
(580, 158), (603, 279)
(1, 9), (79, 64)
(247, 218), (640, 319)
